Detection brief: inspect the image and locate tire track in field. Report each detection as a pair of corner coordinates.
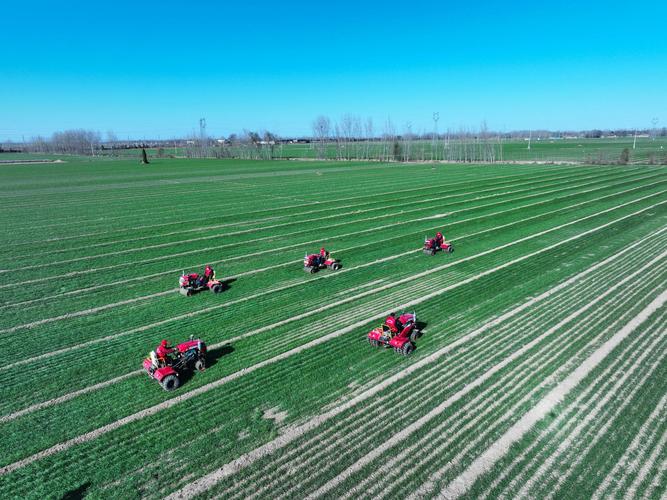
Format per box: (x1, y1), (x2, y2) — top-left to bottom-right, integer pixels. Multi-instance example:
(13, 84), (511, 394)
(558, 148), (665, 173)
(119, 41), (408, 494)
(2, 170), (639, 307)
(5, 168), (593, 259)
(2, 203), (660, 476)
(165, 228), (666, 500)
(407, 305), (665, 500)
(538, 326), (666, 500)
(2, 170), (609, 272)
(591, 393), (667, 499)
(3, 186), (659, 367)
(6, 165), (583, 239)
(3, 171), (659, 289)
(435, 290), (667, 500)
(239, 247), (655, 500)
(1, 174), (659, 333)
(302, 256), (667, 499)
(1, 194), (665, 427)
(331, 276), (664, 500)
(479, 316), (666, 497)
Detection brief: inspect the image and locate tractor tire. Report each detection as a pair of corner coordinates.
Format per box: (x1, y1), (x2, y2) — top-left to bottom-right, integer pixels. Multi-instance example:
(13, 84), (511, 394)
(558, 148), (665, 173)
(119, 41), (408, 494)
(331, 263), (341, 270)
(410, 330), (419, 343)
(195, 359), (206, 371)
(447, 246), (454, 253)
(161, 374), (180, 391)
(211, 284), (223, 294)
(401, 343), (415, 356)
(309, 267), (317, 274)
(429, 249), (436, 256)
(368, 338), (378, 347)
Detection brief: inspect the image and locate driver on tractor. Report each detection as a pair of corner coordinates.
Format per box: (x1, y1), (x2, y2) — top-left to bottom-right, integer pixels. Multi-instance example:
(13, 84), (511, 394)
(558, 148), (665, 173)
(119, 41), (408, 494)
(384, 313), (402, 335)
(156, 339), (176, 366)
(318, 247), (329, 266)
(435, 232), (445, 247)
(196, 264), (216, 287)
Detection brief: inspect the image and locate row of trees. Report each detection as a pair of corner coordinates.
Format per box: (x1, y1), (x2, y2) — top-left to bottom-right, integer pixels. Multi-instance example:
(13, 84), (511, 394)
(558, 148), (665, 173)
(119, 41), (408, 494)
(183, 130), (280, 160)
(311, 115), (503, 162)
(21, 129), (102, 155)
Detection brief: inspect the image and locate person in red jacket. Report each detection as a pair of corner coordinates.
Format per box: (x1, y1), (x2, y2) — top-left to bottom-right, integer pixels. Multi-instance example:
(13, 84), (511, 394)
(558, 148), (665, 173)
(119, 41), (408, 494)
(156, 339), (176, 365)
(384, 313), (401, 334)
(204, 264), (215, 282)
(318, 247), (329, 266)
(435, 232), (444, 247)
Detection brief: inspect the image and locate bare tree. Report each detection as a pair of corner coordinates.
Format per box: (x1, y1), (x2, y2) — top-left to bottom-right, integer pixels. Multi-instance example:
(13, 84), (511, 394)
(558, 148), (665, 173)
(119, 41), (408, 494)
(312, 115), (331, 159)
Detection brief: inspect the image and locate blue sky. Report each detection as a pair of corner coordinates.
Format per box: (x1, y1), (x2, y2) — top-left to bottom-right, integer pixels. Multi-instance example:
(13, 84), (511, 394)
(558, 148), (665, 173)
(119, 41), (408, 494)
(1, 0), (666, 140)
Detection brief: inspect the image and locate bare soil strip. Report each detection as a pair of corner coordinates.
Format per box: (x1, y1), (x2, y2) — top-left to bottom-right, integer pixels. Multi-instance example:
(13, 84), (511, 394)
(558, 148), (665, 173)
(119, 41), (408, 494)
(435, 289), (667, 499)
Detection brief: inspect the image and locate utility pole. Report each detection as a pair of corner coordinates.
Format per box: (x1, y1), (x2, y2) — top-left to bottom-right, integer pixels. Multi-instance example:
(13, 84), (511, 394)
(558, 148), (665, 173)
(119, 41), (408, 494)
(528, 130), (532, 150)
(651, 117), (659, 141)
(633, 130), (637, 150)
(199, 117), (207, 156)
(432, 112), (439, 161)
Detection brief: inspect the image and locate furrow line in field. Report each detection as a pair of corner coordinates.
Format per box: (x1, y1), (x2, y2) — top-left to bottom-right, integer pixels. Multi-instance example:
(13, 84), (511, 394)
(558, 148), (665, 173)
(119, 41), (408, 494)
(403, 303), (665, 500)
(6, 165), (588, 239)
(480, 320), (666, 497)
(2, 202), (660, 477)
(1, 171), (639, 306)
(245, 270), (618, 500)
(302, 256), (667, 499)
(507, 314), (667, 497)
(224, 230), (667, 497)
(185, 196), (667, 360)
(162, 224), (667, 499)
(591, 393), (667, 499)
(3, 170), (622, 272)
(434, 289), (667, 500)
(2, 180), (661, 335)
(541, 326), (667, 499)
(339, 282), (662, 500)
(3, 204), (665, 426)
(2, 174), (659, 293)
(5, 167), (604, 260)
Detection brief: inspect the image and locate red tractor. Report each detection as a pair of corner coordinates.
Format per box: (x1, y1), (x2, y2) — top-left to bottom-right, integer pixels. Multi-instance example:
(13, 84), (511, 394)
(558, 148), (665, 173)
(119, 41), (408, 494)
(367, 312), (420, 356)
(179, 272), (224, 296)
(423, 235), (454, 255)
(143, 337), (207, 391)
(303, 253), (342, 273)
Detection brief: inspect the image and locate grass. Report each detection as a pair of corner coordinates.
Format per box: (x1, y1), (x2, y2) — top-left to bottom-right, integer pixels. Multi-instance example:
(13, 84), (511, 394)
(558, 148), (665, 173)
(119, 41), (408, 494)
(0, 157), (665, 499)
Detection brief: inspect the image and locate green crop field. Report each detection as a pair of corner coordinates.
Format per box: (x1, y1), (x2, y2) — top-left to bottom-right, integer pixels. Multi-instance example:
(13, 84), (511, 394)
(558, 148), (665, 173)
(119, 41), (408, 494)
(0, 157), (666, 499)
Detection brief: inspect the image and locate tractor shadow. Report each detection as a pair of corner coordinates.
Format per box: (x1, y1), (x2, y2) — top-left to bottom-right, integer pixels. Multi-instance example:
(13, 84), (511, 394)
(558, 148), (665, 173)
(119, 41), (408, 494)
(219, 277), (236, 292)
(206, 344), (234, 369)
(177, 345), (234, 387)
(61, 483), (91, 500)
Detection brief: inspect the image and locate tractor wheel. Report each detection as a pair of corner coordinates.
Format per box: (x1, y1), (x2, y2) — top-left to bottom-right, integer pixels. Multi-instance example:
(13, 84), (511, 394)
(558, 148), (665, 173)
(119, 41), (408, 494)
(368, 338), (378, 347)
(161, 374), (180, 391)
(179, 288), (189, 296)
(430, 249), (436, 256)
(401, 343), (415, 356)
(309, 267), (317, 274)
(211, 284), (223, 294)
(448, 246), (454, 253)
(195, 359), (206, 371)
(331, 263), (341, 270)
(410, 330), (420, 343)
